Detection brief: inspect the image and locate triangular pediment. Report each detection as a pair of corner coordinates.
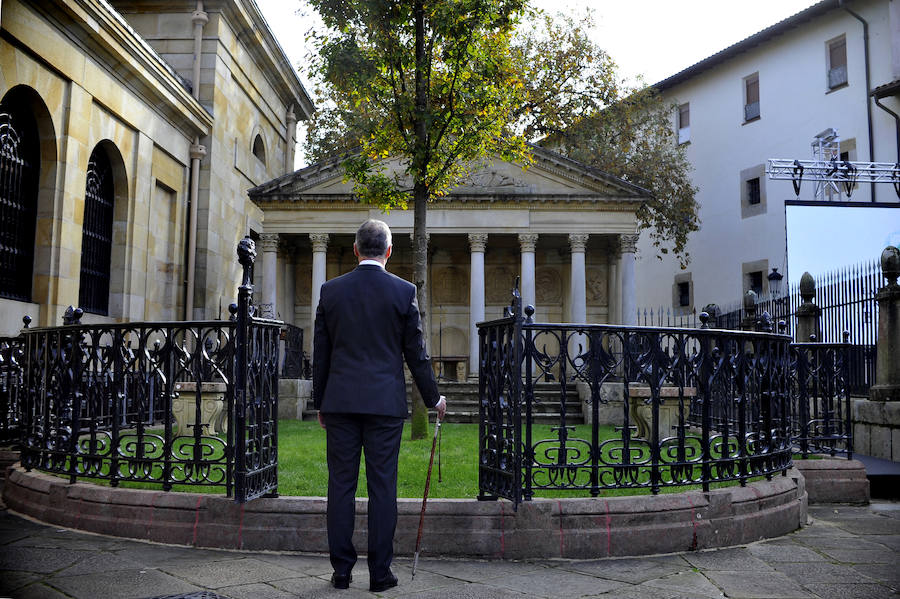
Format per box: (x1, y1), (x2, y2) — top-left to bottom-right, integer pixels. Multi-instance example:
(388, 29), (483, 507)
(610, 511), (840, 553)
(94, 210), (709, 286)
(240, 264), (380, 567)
(249, 145), (650, 204)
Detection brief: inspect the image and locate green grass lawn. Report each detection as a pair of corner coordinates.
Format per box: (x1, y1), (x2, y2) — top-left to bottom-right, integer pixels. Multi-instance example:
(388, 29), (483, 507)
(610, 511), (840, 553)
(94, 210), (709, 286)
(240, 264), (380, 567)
(53, 420), (774, 497)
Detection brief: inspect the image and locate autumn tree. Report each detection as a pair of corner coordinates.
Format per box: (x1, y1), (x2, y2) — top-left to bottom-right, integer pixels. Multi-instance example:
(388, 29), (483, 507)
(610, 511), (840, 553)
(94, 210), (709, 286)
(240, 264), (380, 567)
(510, 11), (699, 265)
(305, 0), (531, 438)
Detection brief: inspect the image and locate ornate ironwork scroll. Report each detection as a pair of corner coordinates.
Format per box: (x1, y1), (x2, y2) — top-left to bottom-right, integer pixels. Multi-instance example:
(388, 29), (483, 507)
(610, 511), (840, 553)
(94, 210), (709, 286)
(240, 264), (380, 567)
(792, 340), (852, 458)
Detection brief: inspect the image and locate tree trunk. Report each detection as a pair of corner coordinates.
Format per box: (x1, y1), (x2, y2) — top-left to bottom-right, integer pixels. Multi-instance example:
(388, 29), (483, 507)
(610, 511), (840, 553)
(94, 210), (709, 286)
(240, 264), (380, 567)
(409, 0), (429, 441)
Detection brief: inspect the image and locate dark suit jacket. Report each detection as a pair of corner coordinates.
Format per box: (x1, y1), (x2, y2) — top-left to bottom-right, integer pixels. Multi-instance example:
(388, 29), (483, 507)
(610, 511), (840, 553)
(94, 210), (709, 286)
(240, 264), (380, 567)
(312, 264), (440, 417)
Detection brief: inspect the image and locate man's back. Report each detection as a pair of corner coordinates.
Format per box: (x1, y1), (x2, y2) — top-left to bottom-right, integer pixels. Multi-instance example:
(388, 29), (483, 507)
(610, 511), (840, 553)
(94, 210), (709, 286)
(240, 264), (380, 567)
(313, 264), (438, 417)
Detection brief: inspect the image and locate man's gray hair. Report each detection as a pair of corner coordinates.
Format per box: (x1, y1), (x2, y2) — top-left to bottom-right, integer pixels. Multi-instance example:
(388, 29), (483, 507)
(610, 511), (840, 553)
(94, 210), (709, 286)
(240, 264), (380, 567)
(355, 219), (392, 258)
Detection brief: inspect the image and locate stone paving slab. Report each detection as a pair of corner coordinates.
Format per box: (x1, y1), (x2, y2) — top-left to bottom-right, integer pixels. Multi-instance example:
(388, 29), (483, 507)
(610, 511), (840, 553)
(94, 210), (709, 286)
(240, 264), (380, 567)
(1, 500), (898, 599)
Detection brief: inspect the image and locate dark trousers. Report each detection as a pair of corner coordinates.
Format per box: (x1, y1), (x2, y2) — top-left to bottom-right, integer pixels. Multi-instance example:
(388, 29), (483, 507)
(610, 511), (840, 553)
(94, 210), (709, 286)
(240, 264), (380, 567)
(324, 413), (404, 581)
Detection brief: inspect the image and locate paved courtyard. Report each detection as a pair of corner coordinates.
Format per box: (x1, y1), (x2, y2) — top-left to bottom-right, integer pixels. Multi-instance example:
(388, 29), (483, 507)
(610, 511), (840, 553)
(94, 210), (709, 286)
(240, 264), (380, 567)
(0, 496), (897, 599)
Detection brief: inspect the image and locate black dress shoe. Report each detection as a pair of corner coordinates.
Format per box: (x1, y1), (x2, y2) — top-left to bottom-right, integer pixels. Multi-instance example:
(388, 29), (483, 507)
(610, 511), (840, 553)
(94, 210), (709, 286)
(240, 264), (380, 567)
(369, 571), (398, 592)
(331, 572), (352, 589)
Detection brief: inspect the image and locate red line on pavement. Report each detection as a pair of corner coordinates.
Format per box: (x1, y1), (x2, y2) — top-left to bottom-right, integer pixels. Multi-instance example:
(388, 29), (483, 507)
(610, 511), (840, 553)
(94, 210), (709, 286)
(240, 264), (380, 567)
(191, 495), (203, 545)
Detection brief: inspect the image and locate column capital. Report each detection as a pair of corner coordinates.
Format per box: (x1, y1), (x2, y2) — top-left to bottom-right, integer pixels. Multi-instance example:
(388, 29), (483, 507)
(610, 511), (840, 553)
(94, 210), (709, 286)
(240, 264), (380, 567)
(310, 233), (329, 253)
(620, 233), (640, 254)
(468, 233), (488, 252)
(259, 233), (280, 252)
(518, 233), (539, 252)
(568, 233), (589, 253)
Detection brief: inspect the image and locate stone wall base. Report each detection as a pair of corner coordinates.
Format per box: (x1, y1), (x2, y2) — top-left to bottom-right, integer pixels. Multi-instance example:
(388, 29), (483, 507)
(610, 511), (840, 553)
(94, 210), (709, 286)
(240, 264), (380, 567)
(278, 379), (312, 420)
(3, 465), (806, 559)
(793, 459), (870, 504)
(852, 398), (900, 461)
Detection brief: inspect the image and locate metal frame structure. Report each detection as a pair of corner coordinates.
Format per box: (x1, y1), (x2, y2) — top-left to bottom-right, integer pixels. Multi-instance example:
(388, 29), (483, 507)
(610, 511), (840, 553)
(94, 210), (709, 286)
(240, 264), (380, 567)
(766, 128), (900, 206)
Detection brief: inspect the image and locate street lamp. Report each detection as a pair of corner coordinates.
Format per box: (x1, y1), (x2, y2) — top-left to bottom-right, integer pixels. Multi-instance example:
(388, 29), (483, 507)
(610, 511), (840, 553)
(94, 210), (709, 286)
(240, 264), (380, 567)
(767, 267), (784, 297)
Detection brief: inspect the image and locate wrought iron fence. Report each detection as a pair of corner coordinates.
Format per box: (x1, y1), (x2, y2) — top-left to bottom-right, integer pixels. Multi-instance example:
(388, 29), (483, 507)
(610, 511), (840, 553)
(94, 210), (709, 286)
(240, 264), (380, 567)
(791, 340), (853, 458)
(281, 323), (307, 378)
(479, 291), (794, 508)
(0, 322), (28, 445)
(15, 237), (280, 502)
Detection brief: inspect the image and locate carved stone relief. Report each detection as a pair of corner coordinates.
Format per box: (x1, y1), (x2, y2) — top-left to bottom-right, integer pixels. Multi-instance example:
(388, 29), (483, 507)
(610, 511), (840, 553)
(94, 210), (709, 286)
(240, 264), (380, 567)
(432, 266), (468, 304)
(535, 266), (561, 304)
(586, 266), (608, 305)
(486, 266), (518, 303)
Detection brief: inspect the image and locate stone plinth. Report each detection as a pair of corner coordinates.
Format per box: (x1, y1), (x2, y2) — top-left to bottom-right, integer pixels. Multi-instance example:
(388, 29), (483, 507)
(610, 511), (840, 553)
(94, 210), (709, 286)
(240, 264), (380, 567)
(793, 458), (869, 504)
(172, 381), (227, 436)
(852, 398), (900, 461)
(628, 386), (697, 440)
(278, 378), (312, 420)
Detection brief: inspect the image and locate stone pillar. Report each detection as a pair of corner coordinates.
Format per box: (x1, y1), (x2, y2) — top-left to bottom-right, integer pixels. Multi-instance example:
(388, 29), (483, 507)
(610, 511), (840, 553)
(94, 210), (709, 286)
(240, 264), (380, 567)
(310, 233), (329, 333)
(468, 233), (488, 378)
(741, 290), (759, 332)
(569, 234), (589, 324)
(259, 233), (279, 319)
(285, 106), (297, 175)
(871, 246), (900, 401)
(283, 244), (295, 325)
(518, 233), (538, 313)
(607, 243), (620, 324)
(620, 234), (639, 326)
(795, 272), (821, 342)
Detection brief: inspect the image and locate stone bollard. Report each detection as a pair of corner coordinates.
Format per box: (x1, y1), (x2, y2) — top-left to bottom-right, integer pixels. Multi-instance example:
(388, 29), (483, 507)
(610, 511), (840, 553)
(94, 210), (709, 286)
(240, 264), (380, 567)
(871, 246), (900, 401)
(795, 272), (821, 342)
(740, 290), (758, 331)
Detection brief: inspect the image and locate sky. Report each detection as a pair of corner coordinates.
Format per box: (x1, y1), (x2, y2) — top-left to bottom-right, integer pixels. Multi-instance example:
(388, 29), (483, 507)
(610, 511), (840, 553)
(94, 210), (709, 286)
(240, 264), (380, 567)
(254, 0), (899, 285)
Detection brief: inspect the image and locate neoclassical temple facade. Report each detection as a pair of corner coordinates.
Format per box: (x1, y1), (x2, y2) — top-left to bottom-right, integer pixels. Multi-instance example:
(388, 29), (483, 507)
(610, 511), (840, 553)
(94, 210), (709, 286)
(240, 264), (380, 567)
(249, 147), (649, 376)
(0, 0), (312, 335)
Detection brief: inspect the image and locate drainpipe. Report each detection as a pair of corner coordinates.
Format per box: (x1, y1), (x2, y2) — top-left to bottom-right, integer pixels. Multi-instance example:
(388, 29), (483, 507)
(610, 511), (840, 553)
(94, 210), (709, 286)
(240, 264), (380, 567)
(185, 1), (208, 320)
(840, 0), (876, 202)
(873, 93), (900, 163)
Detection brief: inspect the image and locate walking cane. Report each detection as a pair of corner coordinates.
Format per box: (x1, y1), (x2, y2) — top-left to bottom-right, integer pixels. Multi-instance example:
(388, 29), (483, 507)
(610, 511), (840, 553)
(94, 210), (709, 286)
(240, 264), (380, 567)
(411, 412), (442, 580)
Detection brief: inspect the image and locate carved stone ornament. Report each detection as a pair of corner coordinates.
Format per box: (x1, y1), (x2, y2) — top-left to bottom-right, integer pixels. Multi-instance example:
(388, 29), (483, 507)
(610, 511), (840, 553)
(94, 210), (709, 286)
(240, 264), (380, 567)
(258, 233), (280, 252)
(463, 169), (529, 189)
(486, 266), (517, 303)
(433, 267), (468, 304)
(518, 233), (539, 253)
(568, 233), (589, 253)
(535, 267), (562, 303)
(586, 266), (608, 305)
(310, 233), (329, 253)
(619, 234), (640, 254)
(468, 233), (488, 253)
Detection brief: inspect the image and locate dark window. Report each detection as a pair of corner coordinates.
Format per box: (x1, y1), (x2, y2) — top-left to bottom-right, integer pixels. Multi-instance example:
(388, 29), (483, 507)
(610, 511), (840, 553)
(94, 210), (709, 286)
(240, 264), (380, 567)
(748, 271), (763, 296)
(79, 147), (115, 315)
(828, 38), (847, 89)
(677, 281), (690, 307)
(252, 134), (266, 164)
(744, 74), (760, 121)
(0, 99), (39, 301)
(747, 177), (761, 205)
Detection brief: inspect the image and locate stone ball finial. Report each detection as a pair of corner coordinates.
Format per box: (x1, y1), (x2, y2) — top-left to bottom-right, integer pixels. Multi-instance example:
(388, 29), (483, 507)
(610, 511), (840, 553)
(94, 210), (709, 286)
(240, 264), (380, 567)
(743, 290), (757, 309)
(881, 245), (900, 286)
(799, 272), (815, 302)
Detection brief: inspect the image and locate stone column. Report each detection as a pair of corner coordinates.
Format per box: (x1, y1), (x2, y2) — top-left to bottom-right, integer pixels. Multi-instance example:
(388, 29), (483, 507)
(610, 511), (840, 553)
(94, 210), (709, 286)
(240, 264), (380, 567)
(607, 242), (620, 324)
(568, 234), (589, 324)
(468, 233), (488, 378)
(619, 234), (639, 326)
(310, 233), (329, 333)
(518, 233), (538, 314)
(259, 233), (279, 319)
(871, 246), (900, 401)
(795, 272), (820, 342)
(283, 244), (295, 325)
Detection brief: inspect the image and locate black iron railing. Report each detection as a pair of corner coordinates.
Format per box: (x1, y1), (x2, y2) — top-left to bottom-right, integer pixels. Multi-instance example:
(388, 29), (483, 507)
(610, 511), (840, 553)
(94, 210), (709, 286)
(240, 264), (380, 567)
(281, 324), (306, 378)
(479, 291), (794, 508)
(0, 323), (27, 445)
(792, 340), (853, 458)
(14, 237), (280, 502)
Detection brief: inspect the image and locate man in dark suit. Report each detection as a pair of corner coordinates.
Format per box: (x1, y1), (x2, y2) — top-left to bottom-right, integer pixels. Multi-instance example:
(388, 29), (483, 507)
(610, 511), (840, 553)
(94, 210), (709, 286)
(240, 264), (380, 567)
(313, 219), (446, 592)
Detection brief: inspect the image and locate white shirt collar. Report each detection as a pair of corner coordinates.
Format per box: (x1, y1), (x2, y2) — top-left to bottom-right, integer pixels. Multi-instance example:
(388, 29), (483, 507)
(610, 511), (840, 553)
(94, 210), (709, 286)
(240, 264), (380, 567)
(359, 259), (385, 269)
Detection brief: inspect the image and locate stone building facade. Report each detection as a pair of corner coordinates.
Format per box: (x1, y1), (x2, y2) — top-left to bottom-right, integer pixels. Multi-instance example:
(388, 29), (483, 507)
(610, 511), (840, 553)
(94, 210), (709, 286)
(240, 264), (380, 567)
(0, 0), (312, 335)
(249, 147), (649, 376)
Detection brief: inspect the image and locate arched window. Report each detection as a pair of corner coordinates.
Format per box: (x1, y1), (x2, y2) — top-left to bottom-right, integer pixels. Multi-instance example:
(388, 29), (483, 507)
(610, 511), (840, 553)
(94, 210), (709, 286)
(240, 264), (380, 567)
(252, 134), (266, 164)
(79, 146), (115, 315)
(0, 97), (39, 301)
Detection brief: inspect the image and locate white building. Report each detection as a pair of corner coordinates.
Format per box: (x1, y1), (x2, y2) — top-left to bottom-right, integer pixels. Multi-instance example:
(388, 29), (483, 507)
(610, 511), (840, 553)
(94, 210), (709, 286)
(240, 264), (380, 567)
(637, 0), (899, 315)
